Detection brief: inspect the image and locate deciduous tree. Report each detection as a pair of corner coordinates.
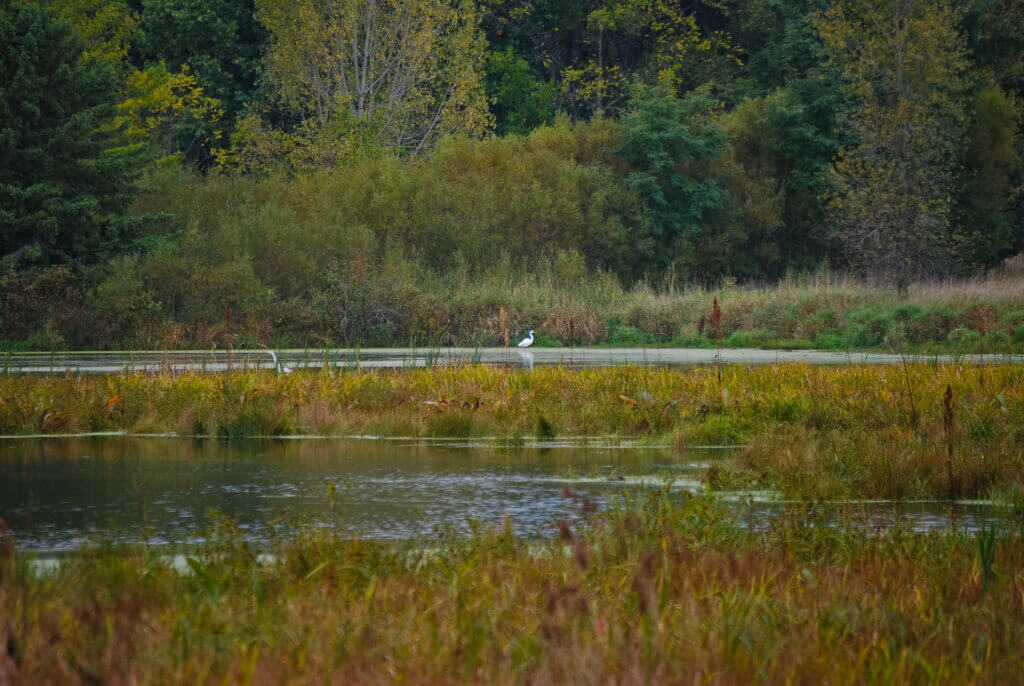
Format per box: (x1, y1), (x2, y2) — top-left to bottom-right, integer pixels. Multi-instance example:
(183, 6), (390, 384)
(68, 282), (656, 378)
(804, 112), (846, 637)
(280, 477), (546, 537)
(256, 0), (491, 157)
(818, 0), (970, 289)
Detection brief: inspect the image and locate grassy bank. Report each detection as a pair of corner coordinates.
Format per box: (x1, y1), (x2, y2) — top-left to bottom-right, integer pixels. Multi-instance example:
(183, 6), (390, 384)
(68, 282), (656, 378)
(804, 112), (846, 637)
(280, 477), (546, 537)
(2, 363), (1023, 499)
(2, 493), (1023, 683)
(5, 261), (1024, 352)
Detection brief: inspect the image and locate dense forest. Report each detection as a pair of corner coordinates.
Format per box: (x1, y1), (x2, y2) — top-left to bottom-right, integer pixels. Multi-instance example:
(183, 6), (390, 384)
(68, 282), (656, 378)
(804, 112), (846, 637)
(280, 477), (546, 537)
(1, 0), (1023, 349)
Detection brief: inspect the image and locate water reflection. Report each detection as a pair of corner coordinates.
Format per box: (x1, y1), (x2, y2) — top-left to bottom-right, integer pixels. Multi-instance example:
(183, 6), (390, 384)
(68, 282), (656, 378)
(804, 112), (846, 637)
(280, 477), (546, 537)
(0, 437), (1006, 553)
(0, 437), (686, 551)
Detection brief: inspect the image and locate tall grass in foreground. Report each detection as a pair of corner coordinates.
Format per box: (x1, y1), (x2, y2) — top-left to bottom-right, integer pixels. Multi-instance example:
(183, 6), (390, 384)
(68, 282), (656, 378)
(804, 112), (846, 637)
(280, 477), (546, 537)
(2, 363), (1023, 499)
(2, 493), (1024, 683)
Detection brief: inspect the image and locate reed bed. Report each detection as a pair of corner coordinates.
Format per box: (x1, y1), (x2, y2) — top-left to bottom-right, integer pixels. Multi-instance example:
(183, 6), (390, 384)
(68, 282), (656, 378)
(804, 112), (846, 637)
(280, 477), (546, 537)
(2, 493), (1023, 684)
(2, 363), (1023, 500)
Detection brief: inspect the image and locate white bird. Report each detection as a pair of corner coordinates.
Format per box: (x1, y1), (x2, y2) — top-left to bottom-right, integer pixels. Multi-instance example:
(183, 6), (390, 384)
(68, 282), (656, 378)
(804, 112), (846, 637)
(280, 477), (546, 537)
(267, 349), (292, 374)
(517, 330), (535, 348)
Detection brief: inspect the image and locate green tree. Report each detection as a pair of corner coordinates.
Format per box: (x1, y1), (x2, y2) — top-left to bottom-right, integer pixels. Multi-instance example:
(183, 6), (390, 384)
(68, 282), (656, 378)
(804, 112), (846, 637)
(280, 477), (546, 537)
(44, 0), (226, 169)
(954, 83), (1021, 266)
(0, 2), (146, 266)
(615, 85), (737, 279)
(818, 0), (970, 289)
(485, 47), (559, 136)
(482, 0), (740, 119)
(138, 0), (265, 120)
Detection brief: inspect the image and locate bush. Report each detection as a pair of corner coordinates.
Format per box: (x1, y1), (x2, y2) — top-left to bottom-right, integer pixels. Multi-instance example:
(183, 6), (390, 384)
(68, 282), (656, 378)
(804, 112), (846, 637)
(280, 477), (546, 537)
(798, 309), (840, 340)
(946, 327), (980, 348)
(845, 307), (892, 348)
(610, 325), (650, 345)
(957, 304), (1000, 335)
(905, 310), (956, 343)
(725, 331), (758, 347)
(813, 332), (847, 349)
(1001, 310), (1024, 332)
(983, 331), (1010, 347)
(0, 266), (82, 347)
(531, 332), (563, 347)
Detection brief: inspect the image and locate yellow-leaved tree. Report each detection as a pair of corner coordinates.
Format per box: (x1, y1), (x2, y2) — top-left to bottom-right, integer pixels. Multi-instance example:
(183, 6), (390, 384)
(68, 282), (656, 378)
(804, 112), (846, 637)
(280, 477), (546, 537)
(248, 0), (491, 167)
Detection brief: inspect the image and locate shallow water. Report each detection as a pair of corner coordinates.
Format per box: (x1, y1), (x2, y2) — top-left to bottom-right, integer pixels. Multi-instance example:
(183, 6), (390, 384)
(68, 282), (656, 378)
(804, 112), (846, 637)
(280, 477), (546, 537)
(5, 346), (1021, 374)
(0, 437), (1005, 554)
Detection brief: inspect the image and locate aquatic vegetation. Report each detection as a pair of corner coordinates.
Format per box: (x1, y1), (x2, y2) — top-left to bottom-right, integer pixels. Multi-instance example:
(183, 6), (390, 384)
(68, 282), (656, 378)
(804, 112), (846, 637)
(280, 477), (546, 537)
(2, 493), (1024, 683)
(1, 363), (1023, 499)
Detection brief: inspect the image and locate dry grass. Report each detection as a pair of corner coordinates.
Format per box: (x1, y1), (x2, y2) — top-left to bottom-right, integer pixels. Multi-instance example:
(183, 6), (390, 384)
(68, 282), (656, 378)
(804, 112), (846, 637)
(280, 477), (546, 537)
(2, 493), (1024, 684)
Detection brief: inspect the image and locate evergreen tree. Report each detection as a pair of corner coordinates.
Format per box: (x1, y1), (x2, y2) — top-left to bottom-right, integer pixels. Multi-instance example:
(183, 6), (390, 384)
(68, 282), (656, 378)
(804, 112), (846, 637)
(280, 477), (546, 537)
(138, 0), (265, 121)
(0, 1), (147, 266)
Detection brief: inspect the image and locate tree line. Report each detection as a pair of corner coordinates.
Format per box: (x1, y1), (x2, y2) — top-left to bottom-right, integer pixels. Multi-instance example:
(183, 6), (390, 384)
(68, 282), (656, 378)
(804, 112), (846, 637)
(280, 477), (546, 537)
(2, 0), (1023, 291)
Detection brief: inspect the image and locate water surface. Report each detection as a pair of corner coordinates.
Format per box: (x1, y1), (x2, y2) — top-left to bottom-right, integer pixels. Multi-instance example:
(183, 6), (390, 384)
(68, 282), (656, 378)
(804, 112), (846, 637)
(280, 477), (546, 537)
(5, 346), (1020, 374)
(0, 437), (1003, 554)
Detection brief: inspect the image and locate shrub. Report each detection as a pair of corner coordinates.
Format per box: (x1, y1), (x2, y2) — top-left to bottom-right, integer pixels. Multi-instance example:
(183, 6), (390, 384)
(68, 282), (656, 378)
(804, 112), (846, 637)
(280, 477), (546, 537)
(610, 325), (650, 345)
(890, 304), (924, 323)
(725, 331), (757, 347)
(1001, 310), (1024, 332)
(531, 332), (563, 347)
(946, 327), (980, 348)
(983, 331), (1010, 347)
(845, 307), (892, 348)
(0, 266), (82, 347)
(957, 304), (1000, 335)
(798, 309), (840, 340)
(905, 310), (956, 343)
(813, 332), (847, 349)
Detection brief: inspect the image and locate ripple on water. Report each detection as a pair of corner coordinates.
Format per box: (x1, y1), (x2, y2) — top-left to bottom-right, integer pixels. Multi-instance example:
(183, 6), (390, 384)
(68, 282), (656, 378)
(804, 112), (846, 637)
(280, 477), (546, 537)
(0, 436), (1008, 553)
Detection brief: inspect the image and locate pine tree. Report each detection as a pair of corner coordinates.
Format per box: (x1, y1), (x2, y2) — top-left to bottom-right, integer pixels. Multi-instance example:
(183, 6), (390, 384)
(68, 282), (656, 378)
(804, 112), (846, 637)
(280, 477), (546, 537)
(0, 1), (147, 265)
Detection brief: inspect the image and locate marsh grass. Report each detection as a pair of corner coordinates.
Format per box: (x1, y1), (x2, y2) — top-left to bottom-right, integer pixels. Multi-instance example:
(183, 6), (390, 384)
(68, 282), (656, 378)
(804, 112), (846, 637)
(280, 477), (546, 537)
(2, 493), (1024, 683)
(2, 363), (1023, 499)
(6, 247), (1024, 353)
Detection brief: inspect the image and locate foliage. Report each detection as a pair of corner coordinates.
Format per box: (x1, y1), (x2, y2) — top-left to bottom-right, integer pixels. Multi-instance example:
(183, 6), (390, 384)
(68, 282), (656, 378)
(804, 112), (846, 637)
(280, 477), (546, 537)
(138, 0), (265, 121)
(818, 0), (971, 289)
(953, 83), (1022, 267)
(615, 85), (757, 281)
(253, 0), (492, 161)
(3, 0), (1024, 343)
(118, 63), (224, 165)
(0, 1), (147, 267)
(42, 0), (139, 69)
(485, 46), (559, 135)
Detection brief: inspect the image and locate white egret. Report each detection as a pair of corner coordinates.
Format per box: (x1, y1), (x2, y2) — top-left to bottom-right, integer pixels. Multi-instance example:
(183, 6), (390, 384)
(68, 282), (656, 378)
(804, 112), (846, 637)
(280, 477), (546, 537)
(267, 350), (292, 374)
(517, 330), (535, 348)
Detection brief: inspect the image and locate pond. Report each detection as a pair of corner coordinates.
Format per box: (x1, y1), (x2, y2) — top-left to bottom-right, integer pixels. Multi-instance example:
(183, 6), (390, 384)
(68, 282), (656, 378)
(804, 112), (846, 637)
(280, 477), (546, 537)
(0, 436), (1005, 554)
